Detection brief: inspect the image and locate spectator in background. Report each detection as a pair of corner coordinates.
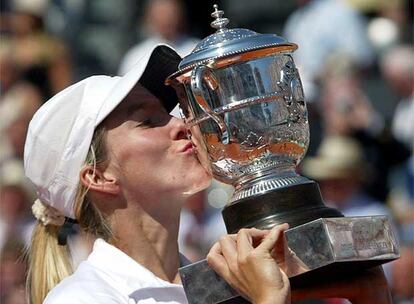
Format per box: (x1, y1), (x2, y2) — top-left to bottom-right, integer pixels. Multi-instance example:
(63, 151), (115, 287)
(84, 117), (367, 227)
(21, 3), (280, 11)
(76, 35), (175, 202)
(0, 159), (36, 252)
(0, 42), (18, 95)
(0, 239), (27, 304)
(43, 0), (139, 79)
(2, 0), (72, 99)
(380, 45), (414, 151)
(118, 0), (199, 75)
(318, 55), (383, 137)
(0, 82), (42, 161)
(301, 135), (391, 218)
(0, 175), (35, 304)
(380, 45), (414, 235)
(283, 0), (374, 101)
(316, 55), (411, 202)
(0, 78), (42, 252)
(0, 184), (31, 250)
(380, 46), (414, 303)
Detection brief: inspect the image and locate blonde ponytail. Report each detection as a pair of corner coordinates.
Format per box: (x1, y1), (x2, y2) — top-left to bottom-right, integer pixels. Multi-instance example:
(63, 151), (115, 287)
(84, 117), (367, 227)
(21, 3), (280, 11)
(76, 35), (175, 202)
(27, 224), (73, 304)
(26, 125), (111, 304)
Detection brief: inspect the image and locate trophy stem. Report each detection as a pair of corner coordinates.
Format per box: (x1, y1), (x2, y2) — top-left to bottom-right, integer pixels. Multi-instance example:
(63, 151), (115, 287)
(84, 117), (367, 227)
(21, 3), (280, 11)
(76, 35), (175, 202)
(230, 169), (307, 203)
(222, 180), (343, 233)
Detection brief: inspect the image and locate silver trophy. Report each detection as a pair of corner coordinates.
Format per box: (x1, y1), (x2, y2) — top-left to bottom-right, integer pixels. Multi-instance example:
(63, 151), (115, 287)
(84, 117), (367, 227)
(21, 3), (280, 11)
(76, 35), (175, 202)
(166, 5), (399, 304)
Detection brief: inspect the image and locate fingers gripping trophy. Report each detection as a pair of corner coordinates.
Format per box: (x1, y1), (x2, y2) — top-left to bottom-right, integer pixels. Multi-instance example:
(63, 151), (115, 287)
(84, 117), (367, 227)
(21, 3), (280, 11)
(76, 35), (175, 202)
(166, 5), (399, 303)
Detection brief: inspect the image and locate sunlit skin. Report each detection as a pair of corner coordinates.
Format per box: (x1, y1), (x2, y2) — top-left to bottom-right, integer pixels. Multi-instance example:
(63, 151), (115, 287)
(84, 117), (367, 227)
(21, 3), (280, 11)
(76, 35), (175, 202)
(80, 84), (211, 283)
(103, 85), (211, 213)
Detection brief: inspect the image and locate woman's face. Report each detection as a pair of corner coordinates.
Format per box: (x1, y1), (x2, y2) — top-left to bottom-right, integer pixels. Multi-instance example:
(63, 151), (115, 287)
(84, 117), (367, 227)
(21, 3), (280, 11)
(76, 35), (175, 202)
(102, 84), (211, 204)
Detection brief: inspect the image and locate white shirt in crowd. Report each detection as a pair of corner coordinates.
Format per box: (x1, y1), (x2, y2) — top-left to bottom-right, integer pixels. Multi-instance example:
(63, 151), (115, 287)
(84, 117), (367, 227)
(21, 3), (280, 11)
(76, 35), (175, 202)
(45, 238), (188, 304)
(392, 94), (414, 150)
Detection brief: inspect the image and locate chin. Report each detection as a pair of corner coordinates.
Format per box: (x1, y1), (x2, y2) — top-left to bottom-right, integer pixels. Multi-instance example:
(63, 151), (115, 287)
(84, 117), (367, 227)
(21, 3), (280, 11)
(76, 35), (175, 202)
(181, 171), (212, 197)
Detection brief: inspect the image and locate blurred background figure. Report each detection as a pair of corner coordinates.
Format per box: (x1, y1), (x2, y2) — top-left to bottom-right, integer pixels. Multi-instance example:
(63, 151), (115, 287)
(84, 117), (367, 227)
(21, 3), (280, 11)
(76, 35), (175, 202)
(379, 45), (414, 304)
(0, 82), (42, 161)
(0, 162), (35, 303)
(283, 0), (375, 101)
(1, 0), (72, 99)
(315, 56), (411, 203)
(0, 0), (413, 302)
(380, 45), (414, 151)
(25, 0), (142, 79)
(301, 136), (391, 218)
(0, 173), (34, 252)
(0, 239), (27, 304)
(380, 45), (414, 242)
(118, 0), (199, 75)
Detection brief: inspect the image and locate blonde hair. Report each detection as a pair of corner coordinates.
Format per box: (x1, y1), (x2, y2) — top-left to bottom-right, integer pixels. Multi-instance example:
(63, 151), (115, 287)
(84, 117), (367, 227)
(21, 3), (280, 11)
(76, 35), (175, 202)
(26, 125), (111, 304)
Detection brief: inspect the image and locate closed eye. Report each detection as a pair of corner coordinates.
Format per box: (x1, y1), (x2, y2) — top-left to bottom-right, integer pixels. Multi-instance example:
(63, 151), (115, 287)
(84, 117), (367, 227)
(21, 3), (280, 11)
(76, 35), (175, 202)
(135, 119), (152, 128)
(134, 112), (171, 129)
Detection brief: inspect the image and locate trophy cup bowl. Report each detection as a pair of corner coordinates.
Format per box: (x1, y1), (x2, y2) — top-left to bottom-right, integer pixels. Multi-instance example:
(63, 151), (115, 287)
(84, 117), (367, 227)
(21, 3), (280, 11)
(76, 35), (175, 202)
(166, 5), (399, 303)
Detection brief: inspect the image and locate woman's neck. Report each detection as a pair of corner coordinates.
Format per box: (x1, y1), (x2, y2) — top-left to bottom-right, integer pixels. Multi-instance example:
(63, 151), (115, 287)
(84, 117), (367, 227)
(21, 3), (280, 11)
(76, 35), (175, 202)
(108, 199), (183, 284)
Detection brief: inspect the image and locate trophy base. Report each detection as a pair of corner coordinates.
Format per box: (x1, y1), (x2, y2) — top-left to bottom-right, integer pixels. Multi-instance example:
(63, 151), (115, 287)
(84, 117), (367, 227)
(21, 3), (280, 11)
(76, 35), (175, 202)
(179, 216), (399, 304)
(222, 181), (343, 233)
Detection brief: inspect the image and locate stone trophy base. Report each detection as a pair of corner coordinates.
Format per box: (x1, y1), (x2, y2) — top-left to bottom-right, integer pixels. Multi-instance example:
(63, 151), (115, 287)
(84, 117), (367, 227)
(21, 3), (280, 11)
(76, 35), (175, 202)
(179, 182), (400, 304)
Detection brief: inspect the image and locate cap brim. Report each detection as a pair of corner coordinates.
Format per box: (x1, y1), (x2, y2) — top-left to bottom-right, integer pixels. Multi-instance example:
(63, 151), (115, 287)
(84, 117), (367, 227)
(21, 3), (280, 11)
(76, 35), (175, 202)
(96, 44), (181, 126)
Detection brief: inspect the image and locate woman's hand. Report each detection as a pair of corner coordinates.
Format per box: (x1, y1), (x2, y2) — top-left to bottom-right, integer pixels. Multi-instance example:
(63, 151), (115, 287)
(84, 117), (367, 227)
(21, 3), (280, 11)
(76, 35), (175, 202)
(206, 224), (291, 304)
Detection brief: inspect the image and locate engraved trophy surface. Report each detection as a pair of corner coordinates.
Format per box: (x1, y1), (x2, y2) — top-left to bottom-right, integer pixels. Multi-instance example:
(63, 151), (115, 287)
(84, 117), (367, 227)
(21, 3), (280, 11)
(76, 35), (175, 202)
(166, 5), (399, 304)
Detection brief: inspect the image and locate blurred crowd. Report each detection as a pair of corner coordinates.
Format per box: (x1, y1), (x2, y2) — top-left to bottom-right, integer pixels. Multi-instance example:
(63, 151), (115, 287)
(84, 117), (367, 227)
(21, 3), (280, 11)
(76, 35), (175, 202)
(0, 0), (413, 303)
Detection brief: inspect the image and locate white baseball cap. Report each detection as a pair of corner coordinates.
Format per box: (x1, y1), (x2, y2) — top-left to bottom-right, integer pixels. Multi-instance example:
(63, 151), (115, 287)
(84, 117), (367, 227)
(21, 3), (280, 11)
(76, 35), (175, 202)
(24, 44), (181, 219)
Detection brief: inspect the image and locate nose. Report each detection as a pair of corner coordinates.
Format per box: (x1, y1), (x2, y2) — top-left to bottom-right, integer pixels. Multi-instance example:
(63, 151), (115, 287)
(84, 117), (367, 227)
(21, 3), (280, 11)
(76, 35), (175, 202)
(169, 116), (188, 140)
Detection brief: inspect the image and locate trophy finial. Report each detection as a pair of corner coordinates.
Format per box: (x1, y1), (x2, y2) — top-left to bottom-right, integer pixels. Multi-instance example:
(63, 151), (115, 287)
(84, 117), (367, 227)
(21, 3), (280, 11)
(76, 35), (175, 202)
(210, 4), (229, 31)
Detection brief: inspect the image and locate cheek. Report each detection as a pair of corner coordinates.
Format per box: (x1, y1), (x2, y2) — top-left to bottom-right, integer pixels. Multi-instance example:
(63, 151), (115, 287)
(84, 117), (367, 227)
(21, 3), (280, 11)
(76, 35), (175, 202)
(114, 135), (170, 179)
(108, 128), (162, 161)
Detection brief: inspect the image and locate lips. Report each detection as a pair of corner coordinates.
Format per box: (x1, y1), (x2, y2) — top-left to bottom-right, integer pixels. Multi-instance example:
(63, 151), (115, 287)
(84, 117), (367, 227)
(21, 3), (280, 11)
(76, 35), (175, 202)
(181, 142), (195, 153)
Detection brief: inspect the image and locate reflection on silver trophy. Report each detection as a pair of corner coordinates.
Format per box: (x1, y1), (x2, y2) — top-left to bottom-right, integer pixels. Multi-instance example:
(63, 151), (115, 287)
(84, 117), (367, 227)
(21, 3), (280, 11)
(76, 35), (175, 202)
(167, 5), (399, 304)
(168, 5), (310, 200)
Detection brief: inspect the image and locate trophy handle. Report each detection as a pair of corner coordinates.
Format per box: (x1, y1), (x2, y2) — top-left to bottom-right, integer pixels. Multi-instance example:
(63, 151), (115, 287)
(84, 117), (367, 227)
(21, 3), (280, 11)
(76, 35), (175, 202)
(190, 64), (230, 144)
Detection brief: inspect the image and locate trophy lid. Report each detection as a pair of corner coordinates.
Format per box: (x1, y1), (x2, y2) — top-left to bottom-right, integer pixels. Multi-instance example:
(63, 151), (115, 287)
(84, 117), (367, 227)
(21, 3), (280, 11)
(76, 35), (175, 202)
(178, 4), (295, 70)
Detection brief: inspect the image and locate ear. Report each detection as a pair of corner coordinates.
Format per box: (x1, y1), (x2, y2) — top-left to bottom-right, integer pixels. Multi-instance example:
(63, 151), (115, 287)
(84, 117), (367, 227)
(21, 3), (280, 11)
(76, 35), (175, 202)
(80, 165), (120, 195)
